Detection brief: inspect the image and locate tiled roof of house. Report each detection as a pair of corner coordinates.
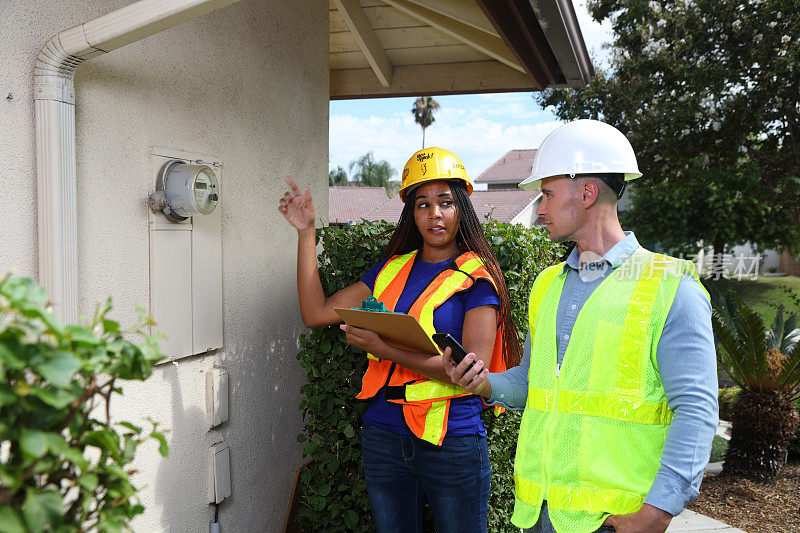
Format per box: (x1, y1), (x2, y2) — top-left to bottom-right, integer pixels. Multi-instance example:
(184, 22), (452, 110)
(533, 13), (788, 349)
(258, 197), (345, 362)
(328, 186), (389, 224)
(470, 189), (540, 222)
(474, 149), (537, 185)
(364, 190), (539, 224)
(363, 195), (404, 223)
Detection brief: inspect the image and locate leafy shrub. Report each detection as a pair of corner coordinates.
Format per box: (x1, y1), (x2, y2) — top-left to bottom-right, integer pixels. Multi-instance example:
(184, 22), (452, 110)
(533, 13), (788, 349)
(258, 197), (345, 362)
(709, 435), (729, 463)
(718, 387), (740, 421)
(0, 275), (168, 532)
(294, 220), (563, 531)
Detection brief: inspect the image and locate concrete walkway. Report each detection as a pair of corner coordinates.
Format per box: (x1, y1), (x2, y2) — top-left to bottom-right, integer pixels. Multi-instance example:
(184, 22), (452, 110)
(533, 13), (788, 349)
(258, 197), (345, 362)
(667, 509), (745, 532)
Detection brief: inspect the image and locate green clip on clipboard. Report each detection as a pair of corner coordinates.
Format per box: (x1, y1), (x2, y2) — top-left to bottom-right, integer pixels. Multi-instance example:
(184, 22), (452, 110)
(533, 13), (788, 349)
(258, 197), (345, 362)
(334, 297), (439, 354)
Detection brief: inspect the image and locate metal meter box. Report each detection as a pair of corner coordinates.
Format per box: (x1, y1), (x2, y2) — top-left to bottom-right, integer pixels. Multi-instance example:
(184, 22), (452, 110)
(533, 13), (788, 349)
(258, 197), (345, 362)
(148, 147), (223, 359)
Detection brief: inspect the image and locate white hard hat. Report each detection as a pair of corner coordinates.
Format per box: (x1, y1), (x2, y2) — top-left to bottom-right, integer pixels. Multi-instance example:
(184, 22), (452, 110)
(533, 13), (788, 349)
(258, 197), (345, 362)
(519, 119), (642, 193)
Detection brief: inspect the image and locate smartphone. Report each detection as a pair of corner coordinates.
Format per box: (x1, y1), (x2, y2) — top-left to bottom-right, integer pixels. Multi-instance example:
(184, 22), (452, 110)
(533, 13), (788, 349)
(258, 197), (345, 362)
(432, 333), (475, 372)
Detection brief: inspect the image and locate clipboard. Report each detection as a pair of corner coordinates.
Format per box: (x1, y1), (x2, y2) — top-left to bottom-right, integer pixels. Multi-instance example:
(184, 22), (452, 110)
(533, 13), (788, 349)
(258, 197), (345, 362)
(334, 307), (439, 354)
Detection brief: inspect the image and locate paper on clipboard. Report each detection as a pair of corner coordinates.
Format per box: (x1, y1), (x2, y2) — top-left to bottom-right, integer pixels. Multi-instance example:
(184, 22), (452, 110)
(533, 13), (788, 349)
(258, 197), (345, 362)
(334, 307), (439, 354)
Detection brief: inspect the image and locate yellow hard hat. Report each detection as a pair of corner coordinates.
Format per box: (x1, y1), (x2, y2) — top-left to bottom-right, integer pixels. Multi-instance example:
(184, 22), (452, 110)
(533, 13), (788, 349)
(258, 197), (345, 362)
(399, 147), (473, 202)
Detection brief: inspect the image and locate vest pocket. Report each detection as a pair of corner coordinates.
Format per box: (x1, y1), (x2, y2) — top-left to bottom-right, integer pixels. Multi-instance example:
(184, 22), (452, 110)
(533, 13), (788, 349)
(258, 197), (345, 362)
(578, 415), (665, 502)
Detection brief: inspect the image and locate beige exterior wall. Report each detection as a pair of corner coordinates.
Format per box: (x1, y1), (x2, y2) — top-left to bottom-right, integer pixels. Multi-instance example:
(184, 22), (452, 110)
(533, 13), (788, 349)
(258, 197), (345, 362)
(1, 0), (328, 531)
(511, 197), (540, 229)
(780, 250), (800, 277)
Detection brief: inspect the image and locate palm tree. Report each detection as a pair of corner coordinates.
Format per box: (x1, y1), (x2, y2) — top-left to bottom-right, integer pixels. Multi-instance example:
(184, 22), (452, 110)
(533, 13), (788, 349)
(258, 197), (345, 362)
(328, 166), (348, 186)
(348, 152), (397, 188)
(412, 96), (440, 149)
(711, 289), (800, 484)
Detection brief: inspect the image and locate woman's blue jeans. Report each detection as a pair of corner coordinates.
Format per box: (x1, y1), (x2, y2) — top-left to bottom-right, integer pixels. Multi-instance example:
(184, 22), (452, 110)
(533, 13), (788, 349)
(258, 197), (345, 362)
(361, 422), (491, 533)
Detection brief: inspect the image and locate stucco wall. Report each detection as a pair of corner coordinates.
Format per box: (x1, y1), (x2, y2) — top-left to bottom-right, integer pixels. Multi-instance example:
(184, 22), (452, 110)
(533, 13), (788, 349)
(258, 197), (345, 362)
(511, 197), (539, 229)
(0, 1), (328, 531)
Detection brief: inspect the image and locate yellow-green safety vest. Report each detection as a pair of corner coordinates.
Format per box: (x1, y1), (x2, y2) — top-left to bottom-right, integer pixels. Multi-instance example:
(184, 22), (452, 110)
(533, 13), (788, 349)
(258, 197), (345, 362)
(512, 247), (707, 532)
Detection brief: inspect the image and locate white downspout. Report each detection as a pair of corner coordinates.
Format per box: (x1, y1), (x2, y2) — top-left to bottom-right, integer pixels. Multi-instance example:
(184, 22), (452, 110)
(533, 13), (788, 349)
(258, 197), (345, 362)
(35, 0), (239, 324)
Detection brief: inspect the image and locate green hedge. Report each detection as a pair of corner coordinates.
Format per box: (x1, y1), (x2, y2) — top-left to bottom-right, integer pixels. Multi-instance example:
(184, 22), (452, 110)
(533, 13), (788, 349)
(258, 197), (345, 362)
(293, 220), (563, 532)
(718, 387), (740, 421)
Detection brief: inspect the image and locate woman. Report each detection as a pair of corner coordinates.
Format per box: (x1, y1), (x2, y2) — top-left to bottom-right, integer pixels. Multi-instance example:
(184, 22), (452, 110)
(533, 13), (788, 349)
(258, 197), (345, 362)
(278, 147), (521, 533)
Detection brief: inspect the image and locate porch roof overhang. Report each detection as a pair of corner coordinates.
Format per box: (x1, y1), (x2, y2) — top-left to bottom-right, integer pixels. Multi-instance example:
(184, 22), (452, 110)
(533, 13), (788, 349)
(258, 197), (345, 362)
(329, 0), (593, 99)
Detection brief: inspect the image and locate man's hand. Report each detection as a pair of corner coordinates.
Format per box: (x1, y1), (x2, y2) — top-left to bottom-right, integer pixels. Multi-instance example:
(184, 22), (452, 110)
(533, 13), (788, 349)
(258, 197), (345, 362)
(602, 504), (672, 533)
(443, 349), (491, 398)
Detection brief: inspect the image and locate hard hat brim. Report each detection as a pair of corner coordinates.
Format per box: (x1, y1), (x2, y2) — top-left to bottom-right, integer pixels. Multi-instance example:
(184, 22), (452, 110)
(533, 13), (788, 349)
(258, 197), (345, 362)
(518, 171), (643, 191)
(400, 178), (473, 202)
(518, 175), (541, 191)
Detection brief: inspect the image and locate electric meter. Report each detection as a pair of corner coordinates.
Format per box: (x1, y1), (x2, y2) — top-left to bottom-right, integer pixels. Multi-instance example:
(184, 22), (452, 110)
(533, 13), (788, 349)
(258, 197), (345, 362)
(149, 160), (219, 222)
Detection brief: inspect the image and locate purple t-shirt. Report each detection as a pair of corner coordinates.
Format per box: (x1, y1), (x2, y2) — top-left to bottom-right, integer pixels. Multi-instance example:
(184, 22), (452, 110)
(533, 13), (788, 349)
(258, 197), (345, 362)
(359, 254), (500, 437)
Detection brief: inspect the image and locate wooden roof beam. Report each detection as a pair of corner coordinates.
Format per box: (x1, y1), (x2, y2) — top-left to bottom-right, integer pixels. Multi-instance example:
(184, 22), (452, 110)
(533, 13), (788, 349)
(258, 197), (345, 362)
(476, 0), (561, 89)
(333, 0), (394, 87)
(331, 61), (537, 99)
(381, 0), (525, 73)
(403, 0), (499, 37)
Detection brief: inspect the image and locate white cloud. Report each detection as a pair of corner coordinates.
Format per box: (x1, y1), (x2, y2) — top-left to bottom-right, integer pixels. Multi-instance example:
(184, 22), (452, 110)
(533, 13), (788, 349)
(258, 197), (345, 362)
(572, 0), (614, 69)
(329, 111), (561, 178)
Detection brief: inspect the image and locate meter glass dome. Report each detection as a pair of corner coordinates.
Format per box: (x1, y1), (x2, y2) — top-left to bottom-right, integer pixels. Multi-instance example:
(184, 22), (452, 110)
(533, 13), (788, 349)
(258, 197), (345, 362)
(194, 168), (218, 214)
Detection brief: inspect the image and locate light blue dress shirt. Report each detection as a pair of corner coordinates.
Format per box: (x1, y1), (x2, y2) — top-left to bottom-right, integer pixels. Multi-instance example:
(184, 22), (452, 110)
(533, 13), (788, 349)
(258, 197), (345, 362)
(487, 232), (719, 517)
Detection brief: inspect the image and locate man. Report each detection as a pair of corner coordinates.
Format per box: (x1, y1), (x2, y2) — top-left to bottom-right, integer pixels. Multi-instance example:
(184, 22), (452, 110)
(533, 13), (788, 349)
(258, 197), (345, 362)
(445, 119), (718, 533)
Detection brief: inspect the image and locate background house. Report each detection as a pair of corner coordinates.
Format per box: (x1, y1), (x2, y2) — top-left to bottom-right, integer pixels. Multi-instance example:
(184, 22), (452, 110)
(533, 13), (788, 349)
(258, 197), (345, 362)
(328, 186), (390, 227)
(0, 0), (591, 530)
(473, 148), (537, 190)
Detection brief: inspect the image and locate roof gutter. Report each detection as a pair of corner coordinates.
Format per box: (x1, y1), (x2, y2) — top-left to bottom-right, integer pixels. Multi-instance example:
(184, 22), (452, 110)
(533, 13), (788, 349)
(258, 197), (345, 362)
(34, 0), (239, 324)
(530, 0), (594, 86)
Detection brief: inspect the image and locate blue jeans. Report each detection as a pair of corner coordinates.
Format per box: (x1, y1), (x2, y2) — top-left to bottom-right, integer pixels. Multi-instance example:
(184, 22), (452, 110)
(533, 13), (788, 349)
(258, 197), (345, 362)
(361, 422), (491, 533)
(523, 502), (615, 533)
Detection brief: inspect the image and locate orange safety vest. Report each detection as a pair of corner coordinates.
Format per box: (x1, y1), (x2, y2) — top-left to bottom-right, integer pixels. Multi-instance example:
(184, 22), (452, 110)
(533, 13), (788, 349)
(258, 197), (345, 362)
(356, 250), (507, 445)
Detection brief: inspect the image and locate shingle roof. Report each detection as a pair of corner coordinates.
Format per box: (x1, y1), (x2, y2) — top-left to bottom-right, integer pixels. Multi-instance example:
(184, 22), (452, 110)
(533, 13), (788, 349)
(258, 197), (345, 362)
(474, 149), (537, 185)
(364, 190), (538, 224)
(363, 195), (404, 223)
(328, 186), (390, 224)
(470, 190), (540, 222)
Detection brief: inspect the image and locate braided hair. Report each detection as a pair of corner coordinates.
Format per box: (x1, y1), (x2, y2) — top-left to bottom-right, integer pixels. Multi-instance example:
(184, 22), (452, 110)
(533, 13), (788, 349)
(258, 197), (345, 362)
(383, 180), (522, 368)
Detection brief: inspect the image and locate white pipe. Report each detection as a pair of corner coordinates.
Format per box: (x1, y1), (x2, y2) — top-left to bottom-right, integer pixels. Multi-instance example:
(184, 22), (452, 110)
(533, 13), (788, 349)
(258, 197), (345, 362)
(34, 0), (239, 324)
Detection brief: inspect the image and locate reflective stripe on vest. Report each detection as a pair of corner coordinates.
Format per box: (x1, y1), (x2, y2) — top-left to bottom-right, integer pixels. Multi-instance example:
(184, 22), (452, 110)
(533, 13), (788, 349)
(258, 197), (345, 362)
(525, 388), (674, 425)
(356, 250), (505, 445)
(515, 477), (644, 514)
(365, 251), (418, 361)
(511, 248), (703, 531)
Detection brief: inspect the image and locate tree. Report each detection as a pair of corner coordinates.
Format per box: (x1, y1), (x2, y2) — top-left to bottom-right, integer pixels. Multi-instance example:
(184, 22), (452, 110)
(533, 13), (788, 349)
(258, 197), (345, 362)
(537, 0), (800, 256)
(348, 152), (397, 189)
(710, 288), (800, 484)
(412, 96), (440, 149)
(329, 166), (348, 186)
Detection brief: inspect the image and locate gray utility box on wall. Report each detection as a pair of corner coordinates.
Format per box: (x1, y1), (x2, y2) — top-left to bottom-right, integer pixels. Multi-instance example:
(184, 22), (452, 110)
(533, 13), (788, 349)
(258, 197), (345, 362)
(148, 147), (223, 359)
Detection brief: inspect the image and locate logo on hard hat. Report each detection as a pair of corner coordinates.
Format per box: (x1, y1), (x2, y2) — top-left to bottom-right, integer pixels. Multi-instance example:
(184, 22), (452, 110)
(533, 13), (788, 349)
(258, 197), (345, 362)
(421, 163), (428, 175)
(416, 152), (434, 163)
(403, 168), (410, 179)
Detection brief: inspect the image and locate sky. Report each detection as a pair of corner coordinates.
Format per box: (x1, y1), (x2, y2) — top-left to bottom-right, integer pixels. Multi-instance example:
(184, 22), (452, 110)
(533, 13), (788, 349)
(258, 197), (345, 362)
(328, 1), (613, 180)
